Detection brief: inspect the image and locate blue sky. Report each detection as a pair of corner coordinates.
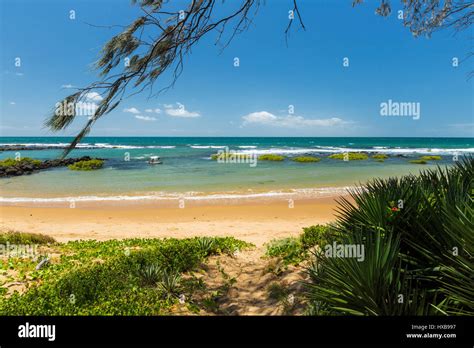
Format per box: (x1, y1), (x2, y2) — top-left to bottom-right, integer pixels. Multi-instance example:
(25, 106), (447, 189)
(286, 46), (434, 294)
(1, 0), (473, 137)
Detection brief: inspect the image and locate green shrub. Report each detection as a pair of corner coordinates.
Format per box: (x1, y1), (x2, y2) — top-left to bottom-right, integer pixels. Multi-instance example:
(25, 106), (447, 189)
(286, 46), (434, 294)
(0, 157), (41, 168)
(409, 159), (427, 164)
(258, 154), (285, 161)
(305, 157), (474, 315)
(328, 152), (368, 160)
(68, 159), (104, 171)
(300, 225), (332, 249)
(198, 236), (251, 256)
(0, 231), (56, 245)
(372, 154), (388, 160)
(292, 156), (321, 163)
(265, 225), (333, 266)
(420, 155), (442, 161)
(265, 238), (303, 265)
(0, 236), (252, 315)
(211, 153), (251, 160)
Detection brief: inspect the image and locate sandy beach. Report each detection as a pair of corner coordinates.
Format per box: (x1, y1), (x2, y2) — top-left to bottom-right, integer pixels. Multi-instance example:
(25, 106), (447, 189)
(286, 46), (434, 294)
(0, 196), (344, 246)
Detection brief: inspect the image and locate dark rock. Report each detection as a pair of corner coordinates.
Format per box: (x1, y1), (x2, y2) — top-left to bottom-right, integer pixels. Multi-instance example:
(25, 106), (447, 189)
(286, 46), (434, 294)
(5, 168), (19, 176)
(1, 157), (105, 178)
(0, 145), (98, 151)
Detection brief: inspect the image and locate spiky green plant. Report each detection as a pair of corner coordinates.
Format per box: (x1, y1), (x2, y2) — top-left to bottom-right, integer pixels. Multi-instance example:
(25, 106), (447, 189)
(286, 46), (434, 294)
(137, 263), (163, 286)
(305, 157), (473, 316)
(157, 270), (182, 300)
(197, 237), (215, 256)
(305, 229), (437, 315)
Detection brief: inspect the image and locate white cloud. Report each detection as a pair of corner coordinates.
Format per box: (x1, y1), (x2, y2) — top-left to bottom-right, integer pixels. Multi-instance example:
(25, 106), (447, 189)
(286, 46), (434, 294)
(135, 115), (157, 122)
(15, 72), (24, 76)
(241, 111), (349, 128)
(124, 107), (140, 114)
(84, 92), (103, 102)
(9, 101), (16, 105)
(61, 84), (75, 89)
(145, 108), (161, 114)
(242, 111), (277, 124)
(164, 103), (200, 118)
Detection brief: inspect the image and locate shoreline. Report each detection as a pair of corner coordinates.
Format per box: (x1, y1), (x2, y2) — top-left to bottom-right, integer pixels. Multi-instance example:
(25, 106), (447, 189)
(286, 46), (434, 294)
(0, 196), (345, 246)
(0, 185), (355, 206)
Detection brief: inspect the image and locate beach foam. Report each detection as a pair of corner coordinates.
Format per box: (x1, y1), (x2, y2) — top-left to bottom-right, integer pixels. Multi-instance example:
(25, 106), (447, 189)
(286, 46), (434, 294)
(190, 145), (227, 149)
(1, 142), (473, 155)
(236, 147), (474, 156)
(0, 186), (355, 204)
(0, 143), (176, 150)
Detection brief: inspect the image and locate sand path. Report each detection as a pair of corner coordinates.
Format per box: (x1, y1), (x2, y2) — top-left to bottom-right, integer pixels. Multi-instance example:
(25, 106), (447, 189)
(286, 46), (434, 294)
(195, 247), (308, 315)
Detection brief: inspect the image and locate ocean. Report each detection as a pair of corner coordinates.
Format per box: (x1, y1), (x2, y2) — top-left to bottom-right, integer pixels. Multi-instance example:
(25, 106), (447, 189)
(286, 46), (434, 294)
(0, 137), (472, 202)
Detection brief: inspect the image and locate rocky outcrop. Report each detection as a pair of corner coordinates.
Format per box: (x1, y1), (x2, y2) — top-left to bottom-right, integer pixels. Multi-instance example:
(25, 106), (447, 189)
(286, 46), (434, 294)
(0, 156), (104, 177)
(0, 145), (98, 151)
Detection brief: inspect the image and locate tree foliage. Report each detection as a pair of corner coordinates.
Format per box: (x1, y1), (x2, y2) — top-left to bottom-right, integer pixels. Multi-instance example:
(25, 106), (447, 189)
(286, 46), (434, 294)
(353, 0), (473, 36)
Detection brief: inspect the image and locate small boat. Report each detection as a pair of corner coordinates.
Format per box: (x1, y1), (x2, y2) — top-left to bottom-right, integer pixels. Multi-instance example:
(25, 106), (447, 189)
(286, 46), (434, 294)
(148, 156), (162, 165)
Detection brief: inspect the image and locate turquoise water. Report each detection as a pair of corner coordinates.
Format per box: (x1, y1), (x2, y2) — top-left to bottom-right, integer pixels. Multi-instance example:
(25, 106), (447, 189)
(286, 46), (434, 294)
(0, 137), (472, 200)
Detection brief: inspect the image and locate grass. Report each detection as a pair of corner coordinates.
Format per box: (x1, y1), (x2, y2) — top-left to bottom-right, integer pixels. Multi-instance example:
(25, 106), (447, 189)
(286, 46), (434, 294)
(258, 154), (285, 161)
(68, 159), (104, 171)
(0, 158), (41, 168)
(0, 235), (252, 315)
(328, 152), (368, 161)
(292, 156), (320, 163)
